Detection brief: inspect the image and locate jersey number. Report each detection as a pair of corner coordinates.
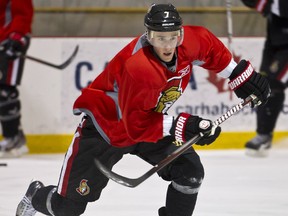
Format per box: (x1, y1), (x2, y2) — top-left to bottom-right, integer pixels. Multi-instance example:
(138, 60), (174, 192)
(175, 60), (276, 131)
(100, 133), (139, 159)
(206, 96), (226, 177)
(164, 11), (169, 18)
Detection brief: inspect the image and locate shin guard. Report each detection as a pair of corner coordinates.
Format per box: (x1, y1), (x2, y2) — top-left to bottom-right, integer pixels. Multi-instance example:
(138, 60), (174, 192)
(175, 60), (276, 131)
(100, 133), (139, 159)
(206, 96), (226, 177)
(165, 184), (198, 216)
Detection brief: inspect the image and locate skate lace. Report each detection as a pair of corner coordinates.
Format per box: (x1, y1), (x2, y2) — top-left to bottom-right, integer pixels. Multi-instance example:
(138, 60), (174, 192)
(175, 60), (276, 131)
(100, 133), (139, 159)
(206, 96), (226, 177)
(17, 196), (36, 216)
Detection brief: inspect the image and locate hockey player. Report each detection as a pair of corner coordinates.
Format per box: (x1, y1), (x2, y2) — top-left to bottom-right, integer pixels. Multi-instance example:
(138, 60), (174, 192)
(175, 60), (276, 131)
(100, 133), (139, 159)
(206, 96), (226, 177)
(0, 0), (34, 157)
(16, 3), (270, 216)
(241, 0), (288, 157)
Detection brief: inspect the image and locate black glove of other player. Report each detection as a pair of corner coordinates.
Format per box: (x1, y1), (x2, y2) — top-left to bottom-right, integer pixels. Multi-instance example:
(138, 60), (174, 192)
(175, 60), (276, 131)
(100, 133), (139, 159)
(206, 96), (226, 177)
(0, 32), (28, 59)
(241, 0), (272, 17)
(170, 113), (221, 146)
(228, 59), (270, 108)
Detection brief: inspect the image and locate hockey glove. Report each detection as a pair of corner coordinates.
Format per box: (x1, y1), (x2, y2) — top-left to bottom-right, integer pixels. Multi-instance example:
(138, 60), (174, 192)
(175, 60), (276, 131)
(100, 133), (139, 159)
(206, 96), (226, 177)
(170, 113), (221, 146)
(241, 0), (272, 17)
(1, 32), (28, 59)
(228, 59), (270, 108)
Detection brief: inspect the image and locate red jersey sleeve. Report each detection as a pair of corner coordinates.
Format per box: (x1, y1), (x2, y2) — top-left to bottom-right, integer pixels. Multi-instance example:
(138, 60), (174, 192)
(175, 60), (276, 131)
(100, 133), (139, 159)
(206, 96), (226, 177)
(10, 0), (33, 34)
(182, 26), (232, 73)
(0, 0), (33, 41)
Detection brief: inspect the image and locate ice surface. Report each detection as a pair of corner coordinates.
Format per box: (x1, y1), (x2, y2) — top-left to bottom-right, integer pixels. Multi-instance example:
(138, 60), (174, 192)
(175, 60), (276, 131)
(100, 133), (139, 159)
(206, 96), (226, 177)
(1, 148), (288, 216)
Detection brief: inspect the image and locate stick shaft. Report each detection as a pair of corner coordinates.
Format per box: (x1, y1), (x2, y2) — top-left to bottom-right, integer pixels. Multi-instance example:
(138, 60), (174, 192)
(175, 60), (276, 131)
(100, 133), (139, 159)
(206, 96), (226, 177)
(226, 0), (233, 52)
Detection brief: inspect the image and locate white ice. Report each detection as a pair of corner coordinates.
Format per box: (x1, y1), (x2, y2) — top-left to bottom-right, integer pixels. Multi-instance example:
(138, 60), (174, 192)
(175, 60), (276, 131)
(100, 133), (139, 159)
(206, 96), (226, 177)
(1, 148), (288, 216)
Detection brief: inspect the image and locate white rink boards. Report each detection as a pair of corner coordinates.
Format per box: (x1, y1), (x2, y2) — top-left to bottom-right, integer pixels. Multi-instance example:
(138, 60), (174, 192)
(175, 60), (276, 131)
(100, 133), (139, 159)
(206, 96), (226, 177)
(20, 37), (288, 135)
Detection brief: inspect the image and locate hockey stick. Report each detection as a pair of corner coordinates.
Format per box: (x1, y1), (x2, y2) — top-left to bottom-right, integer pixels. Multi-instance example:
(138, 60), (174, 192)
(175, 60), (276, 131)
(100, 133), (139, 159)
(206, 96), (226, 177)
(25, 45), (79, 69)
(226, 0), (234, 53)
(94, 95), (258, 188)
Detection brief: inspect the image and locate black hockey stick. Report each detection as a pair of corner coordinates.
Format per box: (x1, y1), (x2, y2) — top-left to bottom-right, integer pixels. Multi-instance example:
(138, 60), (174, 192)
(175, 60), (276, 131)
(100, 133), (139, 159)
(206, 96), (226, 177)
(25, 45), (79, 69)
(94, 95), (258, 188)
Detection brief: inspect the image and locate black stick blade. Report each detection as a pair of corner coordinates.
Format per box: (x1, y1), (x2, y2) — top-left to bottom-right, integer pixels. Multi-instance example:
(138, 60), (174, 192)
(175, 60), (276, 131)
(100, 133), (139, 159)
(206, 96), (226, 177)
(25, 45), (79, 70)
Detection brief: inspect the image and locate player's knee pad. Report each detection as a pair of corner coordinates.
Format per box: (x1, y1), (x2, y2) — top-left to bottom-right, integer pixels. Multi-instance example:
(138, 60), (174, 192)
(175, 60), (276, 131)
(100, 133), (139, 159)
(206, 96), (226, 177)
(163, 153), (204, 195)
(256, 79), (285, 134)
(0, 85), (19, 101)
(263, 48), (288, 87)
(0, 87), (20, 121)
(171, 177), (203, 195)
(266, 79), (285, 108)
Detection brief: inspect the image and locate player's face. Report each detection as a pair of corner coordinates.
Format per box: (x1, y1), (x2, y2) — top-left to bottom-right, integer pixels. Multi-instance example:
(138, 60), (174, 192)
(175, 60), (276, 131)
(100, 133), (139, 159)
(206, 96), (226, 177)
(153, 44), (176, 62)
(147, 30), (183, 62)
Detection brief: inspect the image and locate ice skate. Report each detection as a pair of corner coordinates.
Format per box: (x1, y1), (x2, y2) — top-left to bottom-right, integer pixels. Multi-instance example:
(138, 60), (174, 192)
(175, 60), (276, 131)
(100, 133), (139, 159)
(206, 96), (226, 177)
(245, 133), (272, 157)
(16, 181), (44, 216)
(158, 207), (167, 216)
(0, 130), (28, 158)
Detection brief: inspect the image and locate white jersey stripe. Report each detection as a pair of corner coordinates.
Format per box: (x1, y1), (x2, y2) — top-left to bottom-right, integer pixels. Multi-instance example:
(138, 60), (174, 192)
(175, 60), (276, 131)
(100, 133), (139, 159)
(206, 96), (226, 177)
(271, 0), (280, 16)
(10, 58), (20, 85)
(280, 66), (288, 84)
(256, 0), (267, 13)
(163, 115), (173, 136)
(218, 58), (237, 78)
(57, 131), (80, 194)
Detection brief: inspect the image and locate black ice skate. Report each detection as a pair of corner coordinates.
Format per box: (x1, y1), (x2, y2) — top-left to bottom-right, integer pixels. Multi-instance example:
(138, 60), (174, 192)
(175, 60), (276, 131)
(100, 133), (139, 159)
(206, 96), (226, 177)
(158, 207), (167, 216)
(0, 130), (28, 158)
(16, 181), (44, 216)
(245, 133), (272, 157)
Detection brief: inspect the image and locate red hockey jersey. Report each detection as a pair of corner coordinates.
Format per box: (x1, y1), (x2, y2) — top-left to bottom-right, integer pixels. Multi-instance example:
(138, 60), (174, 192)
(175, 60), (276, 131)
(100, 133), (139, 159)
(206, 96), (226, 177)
(73, 26), (233, 147)
(0, 0), (33, 42)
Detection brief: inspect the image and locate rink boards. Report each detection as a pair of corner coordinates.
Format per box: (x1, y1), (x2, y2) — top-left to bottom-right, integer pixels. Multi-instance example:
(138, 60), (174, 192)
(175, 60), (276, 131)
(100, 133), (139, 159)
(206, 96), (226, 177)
(11, 37), (288, 152)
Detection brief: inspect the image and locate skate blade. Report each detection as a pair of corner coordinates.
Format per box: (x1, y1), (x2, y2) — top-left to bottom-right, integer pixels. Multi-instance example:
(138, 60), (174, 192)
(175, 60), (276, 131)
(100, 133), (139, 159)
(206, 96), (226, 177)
(245, 148), (270, 158)
(0, 145), (28, 158)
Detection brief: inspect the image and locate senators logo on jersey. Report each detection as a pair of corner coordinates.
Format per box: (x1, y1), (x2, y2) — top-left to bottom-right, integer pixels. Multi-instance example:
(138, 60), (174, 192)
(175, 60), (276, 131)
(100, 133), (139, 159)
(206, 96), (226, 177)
(154, 65), (190, 113)
(76, 179), (90, 196)
(154, 86), (182, 113)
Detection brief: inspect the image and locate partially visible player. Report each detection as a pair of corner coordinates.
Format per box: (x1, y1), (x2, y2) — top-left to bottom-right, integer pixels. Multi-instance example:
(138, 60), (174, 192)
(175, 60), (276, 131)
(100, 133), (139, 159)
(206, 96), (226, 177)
(16, 3), (270, 216)
(0, 0), (34, 157)
(241, 0), (288, 157)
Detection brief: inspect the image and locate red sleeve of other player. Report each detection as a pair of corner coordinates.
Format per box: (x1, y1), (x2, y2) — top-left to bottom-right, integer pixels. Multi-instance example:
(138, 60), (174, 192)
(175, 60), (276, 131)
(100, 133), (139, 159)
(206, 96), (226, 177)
(0, 0), (34, 41)
(9, 0), (33, 34)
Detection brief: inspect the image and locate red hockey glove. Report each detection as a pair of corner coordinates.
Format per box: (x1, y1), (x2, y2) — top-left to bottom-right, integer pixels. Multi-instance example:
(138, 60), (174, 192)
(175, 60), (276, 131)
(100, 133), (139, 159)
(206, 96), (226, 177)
(170, 113), (221, 146)
(228, 60), (270, 108)
(2, 33), (28, 59)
